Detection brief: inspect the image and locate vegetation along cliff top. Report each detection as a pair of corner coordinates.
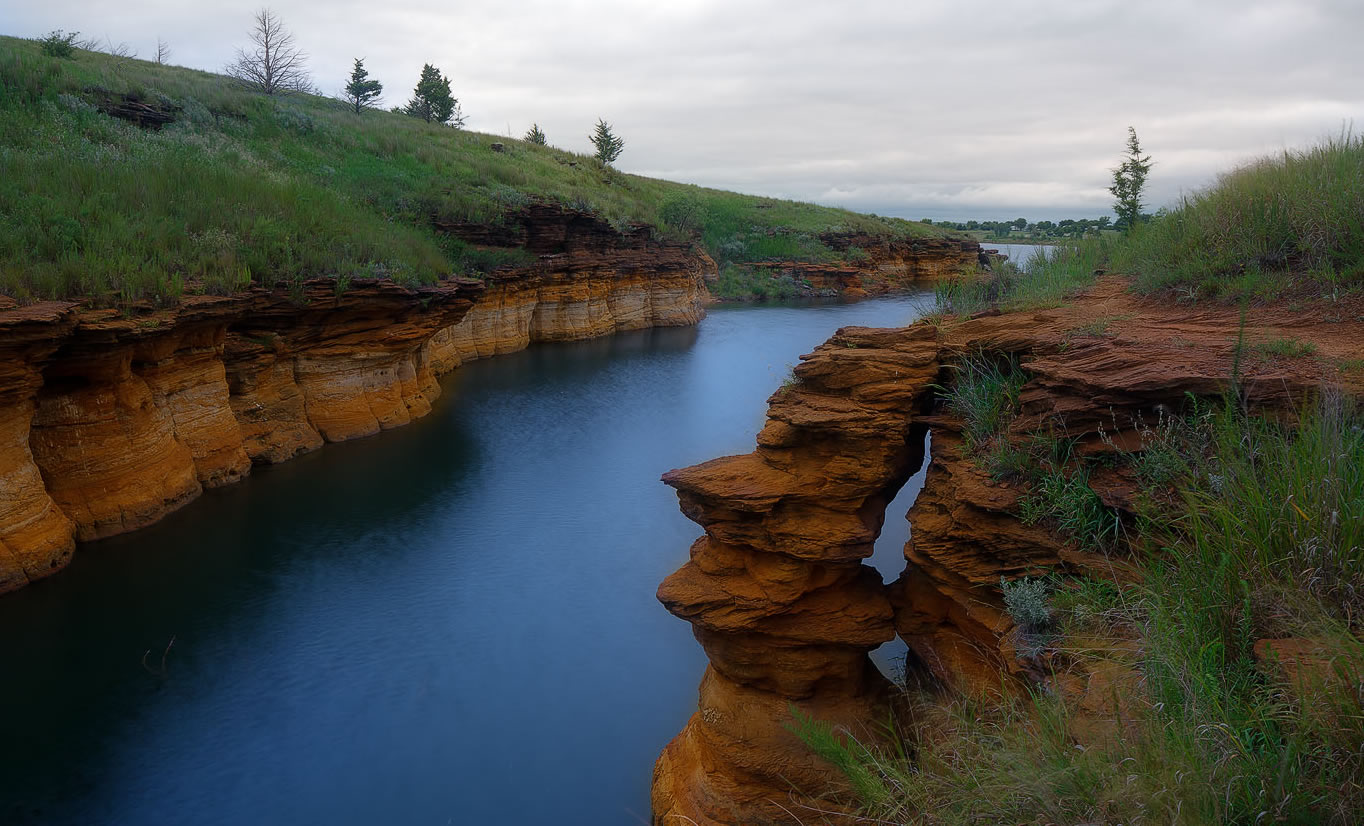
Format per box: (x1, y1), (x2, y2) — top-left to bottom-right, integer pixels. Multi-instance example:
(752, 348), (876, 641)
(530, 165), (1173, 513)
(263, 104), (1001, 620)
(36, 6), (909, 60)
(774, 133), (1364, 825)
(0, 34), (958, 307)
(932, 130), (1364, 317)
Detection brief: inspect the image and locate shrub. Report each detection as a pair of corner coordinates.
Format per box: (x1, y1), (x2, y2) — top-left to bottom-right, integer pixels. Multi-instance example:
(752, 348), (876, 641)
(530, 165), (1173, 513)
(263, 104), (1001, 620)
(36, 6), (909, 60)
(659, 192), (705, 237)
(1020, 465), (1123, 552)
(1001, 576), (1052, 634)
(935, 240), (1109, 316)
(38, 30), (80, 59)
(711, 264), (798, 301)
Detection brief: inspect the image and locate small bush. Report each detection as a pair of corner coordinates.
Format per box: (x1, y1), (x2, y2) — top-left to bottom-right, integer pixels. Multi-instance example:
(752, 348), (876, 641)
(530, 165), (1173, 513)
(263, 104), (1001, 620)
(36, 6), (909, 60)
(1001, 576), (1052, 633)
(38, 30), (80, 59)
(711, 264), (798, 301)
(1253, 336), (1319, 359)
(659, 192), (706, 237)
(936, 240), (1109, 316)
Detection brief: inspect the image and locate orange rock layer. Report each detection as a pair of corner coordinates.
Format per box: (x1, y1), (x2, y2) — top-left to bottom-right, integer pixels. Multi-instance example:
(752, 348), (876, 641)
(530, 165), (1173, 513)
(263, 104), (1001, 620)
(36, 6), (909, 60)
(749, 235), (984, 298)
(0, 207), (711, 593)
(654, 277), (1364, 824)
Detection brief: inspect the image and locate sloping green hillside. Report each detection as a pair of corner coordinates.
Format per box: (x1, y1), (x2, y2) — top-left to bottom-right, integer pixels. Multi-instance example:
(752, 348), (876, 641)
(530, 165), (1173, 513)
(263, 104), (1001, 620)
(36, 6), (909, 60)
(0, 34), (953, 305)
(934, 133), (1364, 316)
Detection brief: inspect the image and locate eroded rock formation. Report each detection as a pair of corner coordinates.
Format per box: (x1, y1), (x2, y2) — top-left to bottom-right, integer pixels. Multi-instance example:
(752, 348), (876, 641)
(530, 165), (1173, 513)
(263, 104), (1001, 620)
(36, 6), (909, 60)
(654, 278), (1364, 824)
(0, 206), (711, 593)
(747, 236), (983, 299)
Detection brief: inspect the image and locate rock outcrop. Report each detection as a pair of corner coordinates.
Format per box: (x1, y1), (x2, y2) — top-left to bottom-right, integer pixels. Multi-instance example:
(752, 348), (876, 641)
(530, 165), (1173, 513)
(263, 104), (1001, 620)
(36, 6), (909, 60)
(0, 278), (482, 588)
(0, 205), (711, 593)
(739, 236), (982, 300)
(429, 205), (710, 365)
(654, 278), (1364, 824)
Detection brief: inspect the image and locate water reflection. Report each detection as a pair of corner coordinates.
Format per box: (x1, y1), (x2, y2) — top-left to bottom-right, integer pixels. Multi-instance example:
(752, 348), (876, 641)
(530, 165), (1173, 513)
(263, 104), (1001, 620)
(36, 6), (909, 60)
(0, 294), (934, 826)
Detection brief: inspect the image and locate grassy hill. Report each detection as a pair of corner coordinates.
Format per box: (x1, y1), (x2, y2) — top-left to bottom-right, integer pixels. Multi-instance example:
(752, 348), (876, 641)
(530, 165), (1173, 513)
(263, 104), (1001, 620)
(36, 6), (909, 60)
(0, 34), (954, 306)
(934, 132), (1364, 316)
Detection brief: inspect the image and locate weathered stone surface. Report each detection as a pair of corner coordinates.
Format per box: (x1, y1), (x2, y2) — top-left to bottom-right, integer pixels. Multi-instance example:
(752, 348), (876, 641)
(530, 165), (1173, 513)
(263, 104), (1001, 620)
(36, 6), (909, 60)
(654, 324), (935, 825)
(0, 303), (79, 588)
(745, 235), (981, 299)
(654, 276), (1364, 824)
(0, 206), (713, 593)
(431, 205), (710, 362)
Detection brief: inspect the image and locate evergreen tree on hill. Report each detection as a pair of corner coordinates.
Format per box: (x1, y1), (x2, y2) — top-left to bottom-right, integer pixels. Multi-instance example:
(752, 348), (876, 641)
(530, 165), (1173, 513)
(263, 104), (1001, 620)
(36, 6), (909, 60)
(1110, 126), (1153, 232)
(343, 58), (383, 114)
(590, 118), (624, 166)
(404, 64), (465, 127)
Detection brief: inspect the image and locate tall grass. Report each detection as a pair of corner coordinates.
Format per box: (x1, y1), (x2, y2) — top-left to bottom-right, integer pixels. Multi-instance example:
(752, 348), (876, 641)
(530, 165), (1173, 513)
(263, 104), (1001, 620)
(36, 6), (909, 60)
(0, 35), (953, 304)
(1117, 130), (1364, 301)
(936, 354), (1025, 451)
(931, 133), (1364, 315)
(935, 238), (1110, 315)
(795, 394), (1364, 824)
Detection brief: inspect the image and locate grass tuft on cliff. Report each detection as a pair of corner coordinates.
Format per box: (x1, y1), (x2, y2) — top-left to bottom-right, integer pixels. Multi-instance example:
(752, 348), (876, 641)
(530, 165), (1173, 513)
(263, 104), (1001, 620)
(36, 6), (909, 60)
(0, 35), (953, 305)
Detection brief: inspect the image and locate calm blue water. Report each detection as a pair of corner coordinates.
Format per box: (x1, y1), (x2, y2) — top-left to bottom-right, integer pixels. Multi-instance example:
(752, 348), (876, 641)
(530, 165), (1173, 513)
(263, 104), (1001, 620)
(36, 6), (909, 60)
(984, 242), (1048, 268)
(0, 293), (934, 826)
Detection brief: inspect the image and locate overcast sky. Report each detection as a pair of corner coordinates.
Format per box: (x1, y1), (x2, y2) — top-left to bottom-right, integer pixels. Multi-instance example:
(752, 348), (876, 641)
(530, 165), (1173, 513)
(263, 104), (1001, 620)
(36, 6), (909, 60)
(12, 0), (1364, 220)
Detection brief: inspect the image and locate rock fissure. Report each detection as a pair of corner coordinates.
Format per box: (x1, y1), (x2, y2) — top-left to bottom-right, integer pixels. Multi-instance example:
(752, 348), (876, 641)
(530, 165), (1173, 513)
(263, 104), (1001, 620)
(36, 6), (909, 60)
(653, 277), (1364, 825)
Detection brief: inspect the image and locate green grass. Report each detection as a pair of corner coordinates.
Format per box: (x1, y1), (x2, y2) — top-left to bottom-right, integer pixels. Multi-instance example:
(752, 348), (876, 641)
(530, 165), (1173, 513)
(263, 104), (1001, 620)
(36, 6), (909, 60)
(710, 263), (801, 301)
(936, 354), (1026, 452)
(939, 357), (1126, 557)
(795, 394), (1364, 824)
(1117, 131), (1364, 301)
(0, 34), (955, 304)
(935, 239), (1111, 316)
(931, 133), (1364, 317)
(1019, 464), (1124, 552)
(1253, 336), (1320, 359)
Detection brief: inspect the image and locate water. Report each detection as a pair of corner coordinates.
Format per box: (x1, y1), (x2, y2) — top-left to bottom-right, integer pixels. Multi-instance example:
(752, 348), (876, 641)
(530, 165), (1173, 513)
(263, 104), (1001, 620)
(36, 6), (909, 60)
(984, 242), (1048, 269)
(0, 293), (935, 826)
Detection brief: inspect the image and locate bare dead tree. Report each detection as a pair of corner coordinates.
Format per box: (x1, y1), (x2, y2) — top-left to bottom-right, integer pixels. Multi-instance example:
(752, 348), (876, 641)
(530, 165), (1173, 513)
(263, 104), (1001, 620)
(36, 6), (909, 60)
(156, 37), (171, 65)
(102, 36), (137, 62)
(225, 8), (312, 95)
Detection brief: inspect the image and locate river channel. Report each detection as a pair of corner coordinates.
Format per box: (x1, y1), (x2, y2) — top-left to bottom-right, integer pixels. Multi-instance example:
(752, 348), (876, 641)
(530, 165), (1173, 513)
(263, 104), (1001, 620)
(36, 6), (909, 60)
(0, 292), (938, 825)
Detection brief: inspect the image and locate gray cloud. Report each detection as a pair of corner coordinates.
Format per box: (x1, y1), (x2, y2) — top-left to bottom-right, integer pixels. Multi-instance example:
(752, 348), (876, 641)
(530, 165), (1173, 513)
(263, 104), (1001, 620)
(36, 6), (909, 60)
(12, 0), (1364, 220)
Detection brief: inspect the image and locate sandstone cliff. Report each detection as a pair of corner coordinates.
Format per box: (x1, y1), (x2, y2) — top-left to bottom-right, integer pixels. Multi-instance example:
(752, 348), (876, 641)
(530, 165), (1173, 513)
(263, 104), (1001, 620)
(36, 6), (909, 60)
(0, 206), (711, 593)
(742, 236), (982, 299)
(653, 278), (1364, 824)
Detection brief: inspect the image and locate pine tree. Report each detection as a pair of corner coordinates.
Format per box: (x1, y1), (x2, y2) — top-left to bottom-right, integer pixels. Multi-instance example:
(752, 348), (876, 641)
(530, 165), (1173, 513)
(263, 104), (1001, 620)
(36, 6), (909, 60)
(403, 64), (465, 127)
(343, 58), (383, 114)
(1109, 126), (1153, 232)
(590, 118), (624, 166)
(525, 123), (547, 145)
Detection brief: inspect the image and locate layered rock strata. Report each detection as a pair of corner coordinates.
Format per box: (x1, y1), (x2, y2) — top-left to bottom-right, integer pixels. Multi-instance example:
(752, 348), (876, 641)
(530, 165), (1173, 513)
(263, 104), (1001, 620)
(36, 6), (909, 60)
(653, 323), (939, 823)
(743, 236), (983, 299)
(0, 207), (712, 593)
(0, 279), (482, 590)
(655, 278), (1364, 824)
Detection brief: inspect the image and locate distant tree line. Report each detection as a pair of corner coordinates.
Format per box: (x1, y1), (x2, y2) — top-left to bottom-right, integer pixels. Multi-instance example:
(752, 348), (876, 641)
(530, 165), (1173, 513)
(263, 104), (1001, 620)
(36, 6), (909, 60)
(927, 129), (1156, 239)
(921, 216), (1122, 238)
